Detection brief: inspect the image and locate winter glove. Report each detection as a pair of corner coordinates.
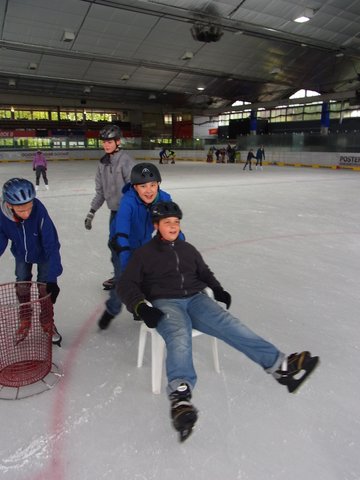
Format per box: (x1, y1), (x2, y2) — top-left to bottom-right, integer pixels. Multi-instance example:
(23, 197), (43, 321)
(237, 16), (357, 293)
(33, 168), (35, 171)
(136, 302), (164, 329)
(46, 282), (60, 304)
(84, 211), (95, 230)
(213, 287), (232, 310)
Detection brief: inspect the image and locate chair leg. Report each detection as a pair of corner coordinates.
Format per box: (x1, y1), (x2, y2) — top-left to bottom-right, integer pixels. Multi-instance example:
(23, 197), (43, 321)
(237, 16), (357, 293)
(137, 323), (147, 368)
(151, 330), (165, 394)
(212, 338), (220, 373)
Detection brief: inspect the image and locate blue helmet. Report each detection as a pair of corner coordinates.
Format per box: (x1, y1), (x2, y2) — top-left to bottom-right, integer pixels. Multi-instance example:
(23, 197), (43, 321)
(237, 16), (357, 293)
(2, 178), (36, 205)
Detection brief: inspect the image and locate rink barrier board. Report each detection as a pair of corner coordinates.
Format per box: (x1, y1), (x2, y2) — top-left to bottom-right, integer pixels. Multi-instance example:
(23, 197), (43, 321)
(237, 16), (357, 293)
(0, 156), (359, 171)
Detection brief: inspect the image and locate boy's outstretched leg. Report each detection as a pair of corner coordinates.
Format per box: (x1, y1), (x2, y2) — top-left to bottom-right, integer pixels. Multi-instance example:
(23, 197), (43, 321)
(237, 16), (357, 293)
(169, 383), (198, 442)
(273, 351), (319, 393)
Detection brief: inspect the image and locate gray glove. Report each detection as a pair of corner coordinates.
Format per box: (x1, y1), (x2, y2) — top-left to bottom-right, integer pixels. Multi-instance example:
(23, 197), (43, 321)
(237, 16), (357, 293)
(85, 212), (95, 230)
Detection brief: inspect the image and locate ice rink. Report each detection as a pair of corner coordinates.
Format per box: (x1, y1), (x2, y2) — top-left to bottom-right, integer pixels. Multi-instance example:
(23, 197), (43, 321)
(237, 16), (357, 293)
(0, 159), (359, 480)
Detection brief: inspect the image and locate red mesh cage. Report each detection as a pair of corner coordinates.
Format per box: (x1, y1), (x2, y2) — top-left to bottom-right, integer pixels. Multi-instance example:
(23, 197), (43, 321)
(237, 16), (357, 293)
(0, 282), (53, 387)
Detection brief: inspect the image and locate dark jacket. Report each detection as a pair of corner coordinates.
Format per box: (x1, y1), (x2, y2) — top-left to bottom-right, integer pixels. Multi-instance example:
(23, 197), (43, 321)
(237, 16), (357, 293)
(118, 234), (222, 313)
(0, 198), (62, 282)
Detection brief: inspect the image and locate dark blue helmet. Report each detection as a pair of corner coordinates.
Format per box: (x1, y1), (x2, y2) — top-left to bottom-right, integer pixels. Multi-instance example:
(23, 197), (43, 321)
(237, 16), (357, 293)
(2, 178), (36, 205)
(151, 201), (183, 222)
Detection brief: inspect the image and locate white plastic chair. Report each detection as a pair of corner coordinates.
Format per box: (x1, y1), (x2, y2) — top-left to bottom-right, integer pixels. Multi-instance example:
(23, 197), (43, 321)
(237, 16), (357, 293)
(136, 288), (221, 394)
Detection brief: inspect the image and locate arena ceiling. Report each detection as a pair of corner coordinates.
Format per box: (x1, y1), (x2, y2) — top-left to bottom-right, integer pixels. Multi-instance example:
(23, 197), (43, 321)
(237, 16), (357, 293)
(1, 0), (360, 115)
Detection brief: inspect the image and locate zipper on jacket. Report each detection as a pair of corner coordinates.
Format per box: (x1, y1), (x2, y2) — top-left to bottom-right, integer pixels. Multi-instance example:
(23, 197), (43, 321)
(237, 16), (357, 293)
(172, 243), (187, 295)
(21, 222), (29, 263)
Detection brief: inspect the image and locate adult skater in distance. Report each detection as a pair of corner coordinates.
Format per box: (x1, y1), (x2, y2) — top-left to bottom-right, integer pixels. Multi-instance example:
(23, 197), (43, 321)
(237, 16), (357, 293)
(118, 201), (319, 442)
(84, 124), (135, 291)
(243, 148), (256, 170)
(255, 145), (265, 170)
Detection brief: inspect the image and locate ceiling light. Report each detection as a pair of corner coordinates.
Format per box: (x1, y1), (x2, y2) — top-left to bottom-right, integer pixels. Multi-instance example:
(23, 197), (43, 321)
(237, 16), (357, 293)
(121, 74), (130, 81)
(62, 30), (75, 42)
(293, 8), (315, 23)
(181, 51), (193, 60)
(335, 52), (344, 58)
(197, 86), (205, 91)
(148, 94), (156, 100)
(8, 79), (16, 87)
(28, 62), (38, 70)
(83, 86), (92, 94)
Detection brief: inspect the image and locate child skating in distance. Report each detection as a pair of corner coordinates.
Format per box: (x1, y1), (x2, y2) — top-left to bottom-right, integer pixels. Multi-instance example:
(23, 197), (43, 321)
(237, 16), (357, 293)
(118, 201), (319, 442)
(32, 150), (49, 190)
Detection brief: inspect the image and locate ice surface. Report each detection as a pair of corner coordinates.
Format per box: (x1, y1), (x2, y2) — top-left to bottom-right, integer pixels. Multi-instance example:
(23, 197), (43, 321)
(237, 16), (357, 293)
(0, 160), (359, 480)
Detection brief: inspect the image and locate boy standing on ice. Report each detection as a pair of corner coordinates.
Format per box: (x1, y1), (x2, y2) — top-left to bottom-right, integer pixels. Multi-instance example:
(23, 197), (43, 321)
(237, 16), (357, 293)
(0, 178), (62, 346)
(118, 201), (319, 442)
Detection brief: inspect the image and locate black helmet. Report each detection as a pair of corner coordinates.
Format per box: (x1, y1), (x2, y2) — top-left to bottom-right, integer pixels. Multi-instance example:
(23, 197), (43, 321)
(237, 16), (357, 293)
(2, 178), (36, 205)
(131, 163), (162, 185)
(151, 201), (183, 222)
(99, 124), (121, 140)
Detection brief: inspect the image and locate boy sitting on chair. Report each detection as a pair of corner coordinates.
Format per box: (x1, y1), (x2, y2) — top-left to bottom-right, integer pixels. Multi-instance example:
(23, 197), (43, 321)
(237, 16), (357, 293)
(118, 201), (319, 442)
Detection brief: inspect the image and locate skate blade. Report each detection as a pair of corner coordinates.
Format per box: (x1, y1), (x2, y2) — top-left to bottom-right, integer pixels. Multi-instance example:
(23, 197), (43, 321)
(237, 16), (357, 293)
(179, 427), (194, 442)
(102, 285), (115, 290)
(287, 356), (319, 393)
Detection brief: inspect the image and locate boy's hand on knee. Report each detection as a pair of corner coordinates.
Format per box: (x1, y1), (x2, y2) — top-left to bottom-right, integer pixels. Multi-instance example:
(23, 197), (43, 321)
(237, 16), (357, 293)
(213, 287), (232, 309)
(136, 302), (163, 328)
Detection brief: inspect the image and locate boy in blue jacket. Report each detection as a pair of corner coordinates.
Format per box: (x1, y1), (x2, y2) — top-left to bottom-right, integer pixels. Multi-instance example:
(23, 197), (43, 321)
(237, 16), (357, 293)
(0, 178), (63, 346)
(98, 162), (179, 330)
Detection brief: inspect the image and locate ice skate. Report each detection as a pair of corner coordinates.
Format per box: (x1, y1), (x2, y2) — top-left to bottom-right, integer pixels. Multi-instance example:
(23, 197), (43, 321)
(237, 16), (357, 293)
(274, 351), (319, 393)
(52, 325), (62, 347)
(102, 276), (115, 290)
(170, 383), (198, 442)
(98, 310), (115, 330)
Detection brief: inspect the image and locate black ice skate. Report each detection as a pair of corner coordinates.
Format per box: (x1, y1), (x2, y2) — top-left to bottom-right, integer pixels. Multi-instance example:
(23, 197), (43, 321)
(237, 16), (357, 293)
(102, 277), (115, 290)
(52, 325), (62, 347)
(170, 383), (198, 442)
(98, 310), (115, 330)
(274, 351), (319, 393)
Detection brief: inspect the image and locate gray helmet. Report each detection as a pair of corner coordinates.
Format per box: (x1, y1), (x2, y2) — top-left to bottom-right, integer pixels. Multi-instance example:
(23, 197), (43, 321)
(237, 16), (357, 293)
(99, 124), (121, 140)
(151, 201), (183, 222)
(131, 163), (162, 185)
(2, 178), (36, 205)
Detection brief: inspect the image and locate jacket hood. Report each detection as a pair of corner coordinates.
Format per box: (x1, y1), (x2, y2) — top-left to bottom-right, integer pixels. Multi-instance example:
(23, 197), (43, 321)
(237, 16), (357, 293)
(0, 200), (16, 221)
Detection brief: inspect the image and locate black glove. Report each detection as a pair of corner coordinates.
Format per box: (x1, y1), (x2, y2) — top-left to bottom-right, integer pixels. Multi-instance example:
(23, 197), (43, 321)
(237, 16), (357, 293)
(46, 282), (60, 304)
(33, 168), (35, 171)
(84, 211), (95, 230)
(213, 287), (231, 309)
(136, 302), (164, 329)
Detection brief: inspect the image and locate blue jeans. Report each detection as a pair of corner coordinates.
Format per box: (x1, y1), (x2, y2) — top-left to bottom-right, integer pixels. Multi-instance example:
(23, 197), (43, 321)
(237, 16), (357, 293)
(15, 259), (49, 282)
(105, 211), (122, 316)
(153, 293), (284, 396)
